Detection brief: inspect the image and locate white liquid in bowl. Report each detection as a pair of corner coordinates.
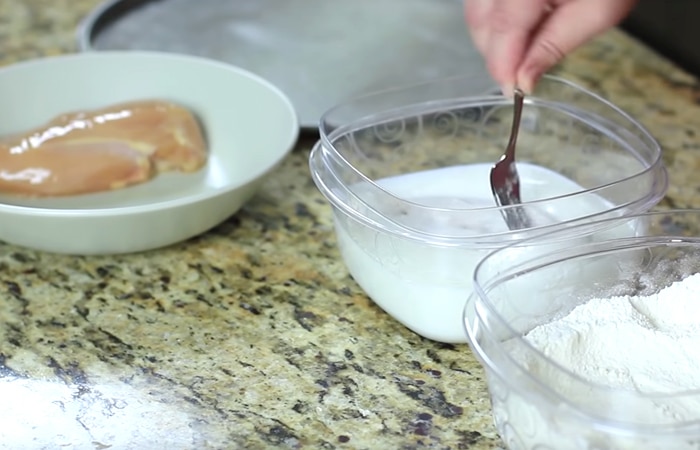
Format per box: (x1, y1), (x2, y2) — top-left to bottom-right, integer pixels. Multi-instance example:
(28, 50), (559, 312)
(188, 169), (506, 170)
(333, 163), (639, 343)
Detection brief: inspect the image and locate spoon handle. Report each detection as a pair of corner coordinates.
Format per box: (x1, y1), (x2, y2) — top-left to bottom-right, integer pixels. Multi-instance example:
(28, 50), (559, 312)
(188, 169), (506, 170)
(505, 88), (525, 160)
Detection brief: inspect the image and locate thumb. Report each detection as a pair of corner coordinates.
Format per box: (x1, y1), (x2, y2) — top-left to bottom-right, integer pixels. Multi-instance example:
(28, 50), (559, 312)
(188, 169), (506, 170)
(516, 0), (637, 93)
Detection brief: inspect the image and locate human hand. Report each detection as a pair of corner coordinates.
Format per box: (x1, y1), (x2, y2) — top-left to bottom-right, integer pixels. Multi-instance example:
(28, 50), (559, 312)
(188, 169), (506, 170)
(465, 0), (639, 94)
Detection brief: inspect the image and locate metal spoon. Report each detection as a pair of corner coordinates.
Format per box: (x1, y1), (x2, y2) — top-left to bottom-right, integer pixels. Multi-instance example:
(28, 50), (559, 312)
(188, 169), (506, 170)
(490, 88), (533, 230)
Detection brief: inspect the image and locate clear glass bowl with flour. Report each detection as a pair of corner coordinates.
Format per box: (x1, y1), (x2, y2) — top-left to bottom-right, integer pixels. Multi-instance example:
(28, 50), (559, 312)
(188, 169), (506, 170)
(309, 75), (668, 343)
(465, 209), (700, 449)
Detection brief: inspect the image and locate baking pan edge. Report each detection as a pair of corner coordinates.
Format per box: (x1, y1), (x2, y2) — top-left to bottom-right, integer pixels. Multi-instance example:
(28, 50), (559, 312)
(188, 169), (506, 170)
(77, 0), (163, 51)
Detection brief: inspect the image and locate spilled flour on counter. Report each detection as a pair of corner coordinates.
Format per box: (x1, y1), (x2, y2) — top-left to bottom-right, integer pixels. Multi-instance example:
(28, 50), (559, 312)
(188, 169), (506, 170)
(519, 272), (700, 423)
(0, 377), (196, 449)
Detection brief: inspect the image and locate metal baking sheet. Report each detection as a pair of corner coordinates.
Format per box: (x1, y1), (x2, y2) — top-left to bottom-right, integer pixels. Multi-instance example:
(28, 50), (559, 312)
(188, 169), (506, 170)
(78, 0), (491, 129)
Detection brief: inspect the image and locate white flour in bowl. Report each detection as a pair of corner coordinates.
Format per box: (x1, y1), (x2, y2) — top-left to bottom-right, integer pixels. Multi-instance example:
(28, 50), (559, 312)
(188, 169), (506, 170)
(524, 272), (700, 402)
(503, 272), (700, 448)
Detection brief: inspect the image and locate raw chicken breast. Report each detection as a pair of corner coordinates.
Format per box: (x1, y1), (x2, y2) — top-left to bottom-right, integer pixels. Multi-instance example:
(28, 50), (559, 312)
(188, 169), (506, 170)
(0, 141), (152, 196)
(0, 100), (208, 197)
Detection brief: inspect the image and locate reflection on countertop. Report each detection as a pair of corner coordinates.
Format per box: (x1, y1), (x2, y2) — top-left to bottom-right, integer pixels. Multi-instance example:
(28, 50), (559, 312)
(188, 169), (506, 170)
(2, 0), (700, 449)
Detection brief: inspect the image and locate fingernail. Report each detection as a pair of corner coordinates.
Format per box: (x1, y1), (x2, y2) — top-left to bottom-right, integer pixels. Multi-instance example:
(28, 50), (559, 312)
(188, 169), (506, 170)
(516, 67), (541, 95)
(500, 84), (514, 97)
(518, 80), (535, 95)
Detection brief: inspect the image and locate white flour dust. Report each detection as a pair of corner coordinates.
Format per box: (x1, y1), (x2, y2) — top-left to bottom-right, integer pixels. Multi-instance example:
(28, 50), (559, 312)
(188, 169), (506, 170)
(521, 272), (700, 423)
(0, 377), (196, 449)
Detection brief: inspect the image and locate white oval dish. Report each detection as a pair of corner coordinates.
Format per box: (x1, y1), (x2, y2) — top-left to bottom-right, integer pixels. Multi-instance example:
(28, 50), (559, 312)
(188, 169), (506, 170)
(0, 51), (298, 255)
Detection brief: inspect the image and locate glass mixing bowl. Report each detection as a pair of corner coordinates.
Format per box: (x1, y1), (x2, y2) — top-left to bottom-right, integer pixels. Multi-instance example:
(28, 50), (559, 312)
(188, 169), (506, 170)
(465, 210), (700, 449)
(309, 74), (668, 343)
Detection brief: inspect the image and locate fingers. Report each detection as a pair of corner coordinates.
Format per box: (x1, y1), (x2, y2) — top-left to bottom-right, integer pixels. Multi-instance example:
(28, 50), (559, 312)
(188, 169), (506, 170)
(465, 0), (639, 94)
(484, 0), (552, 95)
(516, 0), (639, 93)
(465, 0), (490, 55)
(465, 0), (554, 95)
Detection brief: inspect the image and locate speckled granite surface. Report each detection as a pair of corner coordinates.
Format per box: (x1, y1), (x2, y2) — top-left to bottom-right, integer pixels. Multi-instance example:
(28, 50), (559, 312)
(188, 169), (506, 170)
(1, 0), (700, 449)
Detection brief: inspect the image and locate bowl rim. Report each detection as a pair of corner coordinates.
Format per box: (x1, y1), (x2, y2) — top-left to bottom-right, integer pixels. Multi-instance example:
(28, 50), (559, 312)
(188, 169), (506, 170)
(309, 74), (668, 245)
(0, 50), (300, 218)
(465, 209), (700, 432)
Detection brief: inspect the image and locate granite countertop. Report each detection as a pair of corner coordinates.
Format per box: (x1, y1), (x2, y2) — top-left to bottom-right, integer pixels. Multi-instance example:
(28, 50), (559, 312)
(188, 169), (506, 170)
(2, 1), (700, 449)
